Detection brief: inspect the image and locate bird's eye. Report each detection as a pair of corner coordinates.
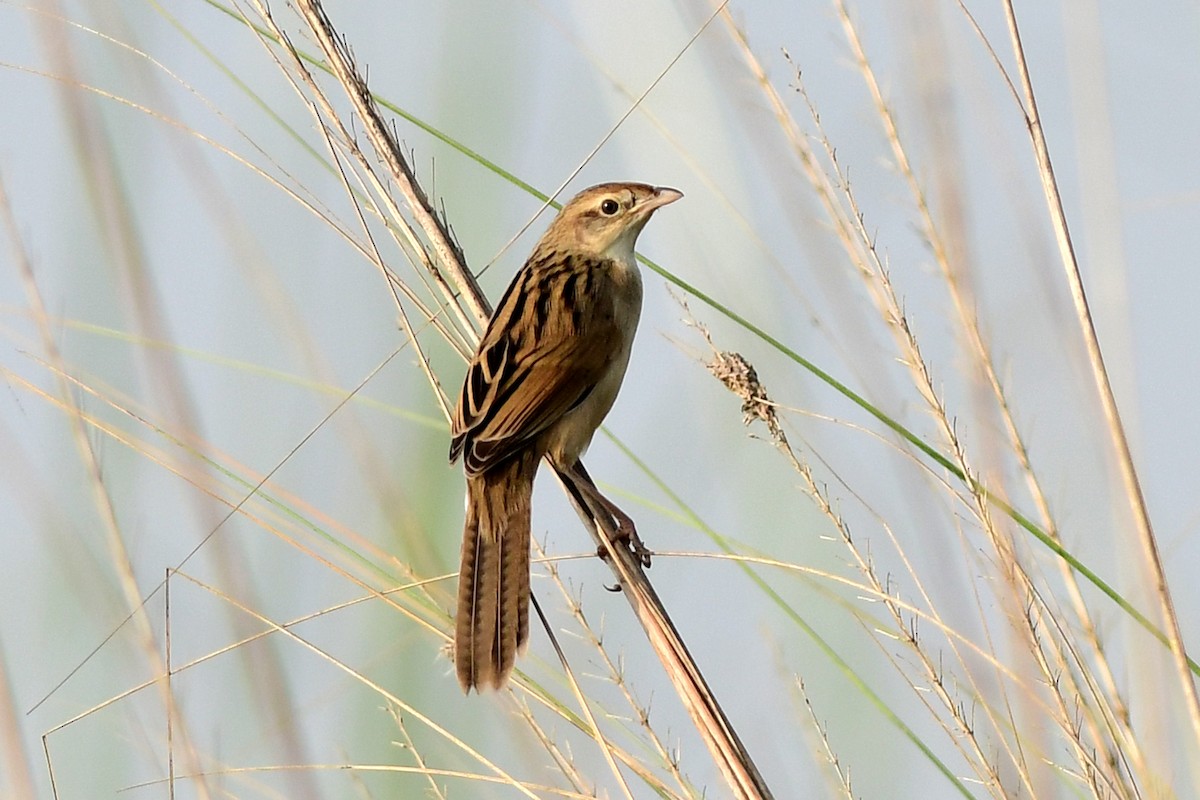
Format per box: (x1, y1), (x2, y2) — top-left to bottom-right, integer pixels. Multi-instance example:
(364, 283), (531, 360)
(600, 198), (620, 215)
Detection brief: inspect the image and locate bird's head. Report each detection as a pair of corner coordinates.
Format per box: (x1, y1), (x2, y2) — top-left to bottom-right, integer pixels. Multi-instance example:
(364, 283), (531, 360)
(538, 182), (682, 263)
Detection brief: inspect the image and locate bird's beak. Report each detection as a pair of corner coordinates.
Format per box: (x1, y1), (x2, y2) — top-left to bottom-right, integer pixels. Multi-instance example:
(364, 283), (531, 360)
(639, 186), (683, 214)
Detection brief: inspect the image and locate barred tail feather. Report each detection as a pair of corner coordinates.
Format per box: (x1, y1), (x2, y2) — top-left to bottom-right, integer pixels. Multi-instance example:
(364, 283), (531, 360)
(455, 452), (535, 692)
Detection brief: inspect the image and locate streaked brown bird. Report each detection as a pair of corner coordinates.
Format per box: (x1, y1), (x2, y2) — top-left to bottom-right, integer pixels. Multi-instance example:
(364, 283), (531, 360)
(449, 182), (682, 693)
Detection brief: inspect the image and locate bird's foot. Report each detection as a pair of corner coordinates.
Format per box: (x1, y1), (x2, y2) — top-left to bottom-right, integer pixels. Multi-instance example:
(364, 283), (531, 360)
(596, 505), (652, 568)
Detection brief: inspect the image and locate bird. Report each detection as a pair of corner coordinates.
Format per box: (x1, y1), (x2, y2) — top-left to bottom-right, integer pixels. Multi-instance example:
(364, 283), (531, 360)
(448, 181), (682, 693)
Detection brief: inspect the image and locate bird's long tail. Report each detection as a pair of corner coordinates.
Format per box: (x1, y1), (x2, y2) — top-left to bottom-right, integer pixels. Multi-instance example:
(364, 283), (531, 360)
(455, 451), (537, 692)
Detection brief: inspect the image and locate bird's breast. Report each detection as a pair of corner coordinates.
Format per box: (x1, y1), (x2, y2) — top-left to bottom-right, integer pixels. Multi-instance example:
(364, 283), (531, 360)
(543, 257), (642, 466)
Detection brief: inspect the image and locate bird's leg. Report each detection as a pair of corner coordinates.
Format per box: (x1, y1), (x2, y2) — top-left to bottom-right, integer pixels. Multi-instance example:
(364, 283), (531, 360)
(570, 462), (652, 567)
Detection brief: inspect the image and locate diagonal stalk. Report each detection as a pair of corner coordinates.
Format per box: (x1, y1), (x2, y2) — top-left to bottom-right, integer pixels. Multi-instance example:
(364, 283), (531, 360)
(1000, 0), (1200, 750)
(284, 1), (775, 796)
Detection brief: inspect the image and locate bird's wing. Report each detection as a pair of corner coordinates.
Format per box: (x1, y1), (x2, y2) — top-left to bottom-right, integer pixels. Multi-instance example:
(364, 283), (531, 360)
(450, 254), (619, 476)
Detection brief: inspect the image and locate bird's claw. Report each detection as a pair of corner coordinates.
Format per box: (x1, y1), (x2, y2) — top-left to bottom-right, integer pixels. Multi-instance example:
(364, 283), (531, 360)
(595, 515), (652, 568)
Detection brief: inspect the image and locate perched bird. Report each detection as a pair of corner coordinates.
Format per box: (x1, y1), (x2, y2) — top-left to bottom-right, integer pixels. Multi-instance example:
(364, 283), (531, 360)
(449, 182), (682, 693)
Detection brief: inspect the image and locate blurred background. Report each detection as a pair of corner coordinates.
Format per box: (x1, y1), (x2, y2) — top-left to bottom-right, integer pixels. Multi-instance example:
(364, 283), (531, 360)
(3, 1), (1199, 797)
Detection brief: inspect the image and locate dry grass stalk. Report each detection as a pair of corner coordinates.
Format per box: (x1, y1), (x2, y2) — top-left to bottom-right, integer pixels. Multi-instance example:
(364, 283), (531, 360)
(826, 8), (1117, 795)
(264, 1), (775, 796)
(1000, 0), (1200, 751)
(697, 320), (1000, 795)
(713, 5), (1169, 794)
